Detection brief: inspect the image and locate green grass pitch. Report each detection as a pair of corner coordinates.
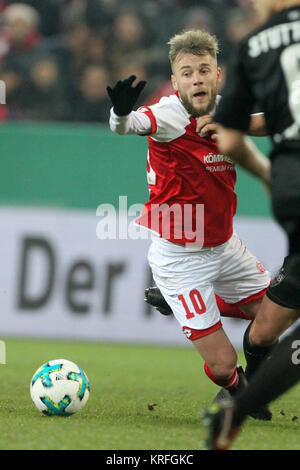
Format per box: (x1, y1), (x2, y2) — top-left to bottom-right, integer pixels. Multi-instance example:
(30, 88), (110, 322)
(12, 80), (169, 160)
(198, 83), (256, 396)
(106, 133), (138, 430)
(1, 338), (300, 450)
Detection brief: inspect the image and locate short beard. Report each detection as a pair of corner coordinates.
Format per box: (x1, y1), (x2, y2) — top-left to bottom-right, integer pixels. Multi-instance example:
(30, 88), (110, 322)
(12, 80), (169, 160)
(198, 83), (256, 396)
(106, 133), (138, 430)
(181, 92), (217, 118)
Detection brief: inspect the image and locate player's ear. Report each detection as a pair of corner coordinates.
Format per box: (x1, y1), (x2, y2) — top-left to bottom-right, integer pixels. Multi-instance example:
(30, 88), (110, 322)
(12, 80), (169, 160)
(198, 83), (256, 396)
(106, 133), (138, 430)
(171, 74), (178, 91)
(216, 66), (223, 91)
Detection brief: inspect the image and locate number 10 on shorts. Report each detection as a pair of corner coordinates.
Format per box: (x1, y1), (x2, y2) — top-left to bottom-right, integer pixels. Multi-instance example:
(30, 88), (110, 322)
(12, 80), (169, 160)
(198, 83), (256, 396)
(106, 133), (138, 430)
(178, 289), (206, 319)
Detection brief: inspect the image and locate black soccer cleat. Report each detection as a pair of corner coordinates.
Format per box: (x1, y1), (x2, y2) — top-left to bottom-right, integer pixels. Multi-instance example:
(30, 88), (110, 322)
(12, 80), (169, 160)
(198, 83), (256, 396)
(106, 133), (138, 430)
(248, 403), (272, 421)
(144, 287), (173, 316)
(203, 400), (241, 450)
(213, 366), (272, 421)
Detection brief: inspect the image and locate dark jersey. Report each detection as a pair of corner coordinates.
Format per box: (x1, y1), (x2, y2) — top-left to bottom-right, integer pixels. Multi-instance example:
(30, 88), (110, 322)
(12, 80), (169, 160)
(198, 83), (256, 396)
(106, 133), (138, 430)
(215, 6), (300, 158)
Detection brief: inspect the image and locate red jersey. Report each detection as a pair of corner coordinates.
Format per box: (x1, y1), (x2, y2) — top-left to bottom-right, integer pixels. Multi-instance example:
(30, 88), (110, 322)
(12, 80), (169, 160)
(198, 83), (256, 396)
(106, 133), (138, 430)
(135, 93), (237, 247)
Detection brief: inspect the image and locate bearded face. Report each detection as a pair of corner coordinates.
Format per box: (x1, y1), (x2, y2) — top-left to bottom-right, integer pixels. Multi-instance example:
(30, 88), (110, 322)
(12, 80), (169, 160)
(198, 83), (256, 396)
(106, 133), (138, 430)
(171, 52), (221, 118)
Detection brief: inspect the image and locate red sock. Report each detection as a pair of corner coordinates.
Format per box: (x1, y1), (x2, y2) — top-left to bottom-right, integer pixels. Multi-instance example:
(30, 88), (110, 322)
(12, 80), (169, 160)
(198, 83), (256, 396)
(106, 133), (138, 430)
(204, 362), (239, 389)
(215, 295), (252, 321)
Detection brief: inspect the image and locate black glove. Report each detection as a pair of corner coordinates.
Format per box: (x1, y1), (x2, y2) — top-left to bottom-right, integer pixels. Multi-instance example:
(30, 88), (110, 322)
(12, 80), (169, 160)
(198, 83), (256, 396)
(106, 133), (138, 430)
(107, 75), (147, 116)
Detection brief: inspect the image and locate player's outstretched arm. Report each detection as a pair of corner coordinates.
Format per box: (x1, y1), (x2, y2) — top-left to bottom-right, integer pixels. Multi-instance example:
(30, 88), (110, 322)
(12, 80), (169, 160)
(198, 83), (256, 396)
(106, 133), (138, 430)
(107, 75), (147, 116)
(248, 113), (268, 137)
(107, 75), (152, 136)
(196, 112), (268, 141)
(217, 126), (271, 188)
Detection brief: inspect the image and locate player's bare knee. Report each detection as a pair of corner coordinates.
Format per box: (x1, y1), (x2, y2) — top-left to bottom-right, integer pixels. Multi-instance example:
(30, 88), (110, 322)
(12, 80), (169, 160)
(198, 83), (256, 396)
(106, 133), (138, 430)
(212, 365), (236, 381)
(249, 325), (277, 348)
(210, 356), (237, 381)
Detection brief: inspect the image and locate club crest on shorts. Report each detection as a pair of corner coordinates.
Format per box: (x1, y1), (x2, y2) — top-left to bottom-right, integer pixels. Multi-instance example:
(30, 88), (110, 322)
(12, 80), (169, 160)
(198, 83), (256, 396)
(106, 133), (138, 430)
(182, 327), (192, 339)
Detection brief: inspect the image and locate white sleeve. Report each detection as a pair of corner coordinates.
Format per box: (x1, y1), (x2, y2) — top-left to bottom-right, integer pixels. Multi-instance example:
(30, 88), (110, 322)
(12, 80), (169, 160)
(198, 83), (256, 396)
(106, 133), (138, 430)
(109, 108), (152, 135)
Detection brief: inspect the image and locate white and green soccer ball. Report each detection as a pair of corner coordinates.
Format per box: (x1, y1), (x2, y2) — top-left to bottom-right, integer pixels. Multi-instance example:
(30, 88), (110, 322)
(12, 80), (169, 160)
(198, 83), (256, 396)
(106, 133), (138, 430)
(30, 359), (90, 416)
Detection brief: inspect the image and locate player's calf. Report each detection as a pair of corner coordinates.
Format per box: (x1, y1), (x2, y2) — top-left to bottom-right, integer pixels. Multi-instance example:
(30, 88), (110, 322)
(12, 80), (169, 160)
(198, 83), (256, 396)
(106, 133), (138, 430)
(244, 320), (278, 377)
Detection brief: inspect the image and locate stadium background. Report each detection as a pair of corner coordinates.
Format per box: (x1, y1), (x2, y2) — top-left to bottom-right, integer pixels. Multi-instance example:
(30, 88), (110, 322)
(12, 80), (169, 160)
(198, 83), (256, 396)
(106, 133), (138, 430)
(0, 0), (289, 349)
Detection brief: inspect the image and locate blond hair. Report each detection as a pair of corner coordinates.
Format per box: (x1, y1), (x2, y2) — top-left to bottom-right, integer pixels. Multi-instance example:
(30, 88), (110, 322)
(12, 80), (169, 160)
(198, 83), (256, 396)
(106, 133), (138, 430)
(168, 29), (219, 67)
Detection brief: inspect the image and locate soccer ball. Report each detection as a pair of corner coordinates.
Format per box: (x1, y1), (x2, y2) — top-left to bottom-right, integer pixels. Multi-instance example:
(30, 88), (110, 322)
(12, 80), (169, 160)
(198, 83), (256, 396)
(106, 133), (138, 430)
(30, 359), (90, 416)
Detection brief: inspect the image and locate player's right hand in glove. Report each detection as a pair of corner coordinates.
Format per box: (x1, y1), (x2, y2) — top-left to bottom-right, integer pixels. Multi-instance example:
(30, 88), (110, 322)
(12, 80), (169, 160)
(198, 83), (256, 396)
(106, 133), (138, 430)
(107, 75), (147, 116)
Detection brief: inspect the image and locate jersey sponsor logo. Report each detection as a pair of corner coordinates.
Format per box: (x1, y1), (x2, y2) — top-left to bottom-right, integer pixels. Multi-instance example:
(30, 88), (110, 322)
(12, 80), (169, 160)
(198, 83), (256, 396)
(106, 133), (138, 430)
(206, 164), (235, 173)
(248, 20), (300, 58)
(203, 153), (235, 172)
(203, 153), (234, 164)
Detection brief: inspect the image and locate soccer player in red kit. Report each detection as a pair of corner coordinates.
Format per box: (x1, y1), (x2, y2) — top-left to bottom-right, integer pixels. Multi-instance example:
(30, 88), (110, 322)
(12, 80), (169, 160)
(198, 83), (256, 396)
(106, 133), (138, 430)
(107, 29), (272, 417)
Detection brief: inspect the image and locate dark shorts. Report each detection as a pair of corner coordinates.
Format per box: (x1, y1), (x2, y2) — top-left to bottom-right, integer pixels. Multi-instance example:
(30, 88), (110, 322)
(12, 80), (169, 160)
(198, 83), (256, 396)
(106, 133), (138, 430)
(271, 153), (300, 256)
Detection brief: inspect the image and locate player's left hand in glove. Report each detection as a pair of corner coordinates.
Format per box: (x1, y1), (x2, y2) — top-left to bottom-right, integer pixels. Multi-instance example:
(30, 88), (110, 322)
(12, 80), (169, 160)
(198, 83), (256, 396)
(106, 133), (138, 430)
(107, 75), (147, 116)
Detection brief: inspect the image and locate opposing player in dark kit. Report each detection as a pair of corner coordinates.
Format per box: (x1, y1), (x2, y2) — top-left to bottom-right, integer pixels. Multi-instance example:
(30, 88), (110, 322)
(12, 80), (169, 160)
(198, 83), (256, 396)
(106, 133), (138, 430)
(203, 0), (300, 450)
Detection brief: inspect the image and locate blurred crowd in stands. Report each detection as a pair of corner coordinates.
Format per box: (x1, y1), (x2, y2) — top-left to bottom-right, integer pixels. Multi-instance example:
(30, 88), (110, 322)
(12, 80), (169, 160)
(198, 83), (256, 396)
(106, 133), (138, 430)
(0, 0), (261, 123)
